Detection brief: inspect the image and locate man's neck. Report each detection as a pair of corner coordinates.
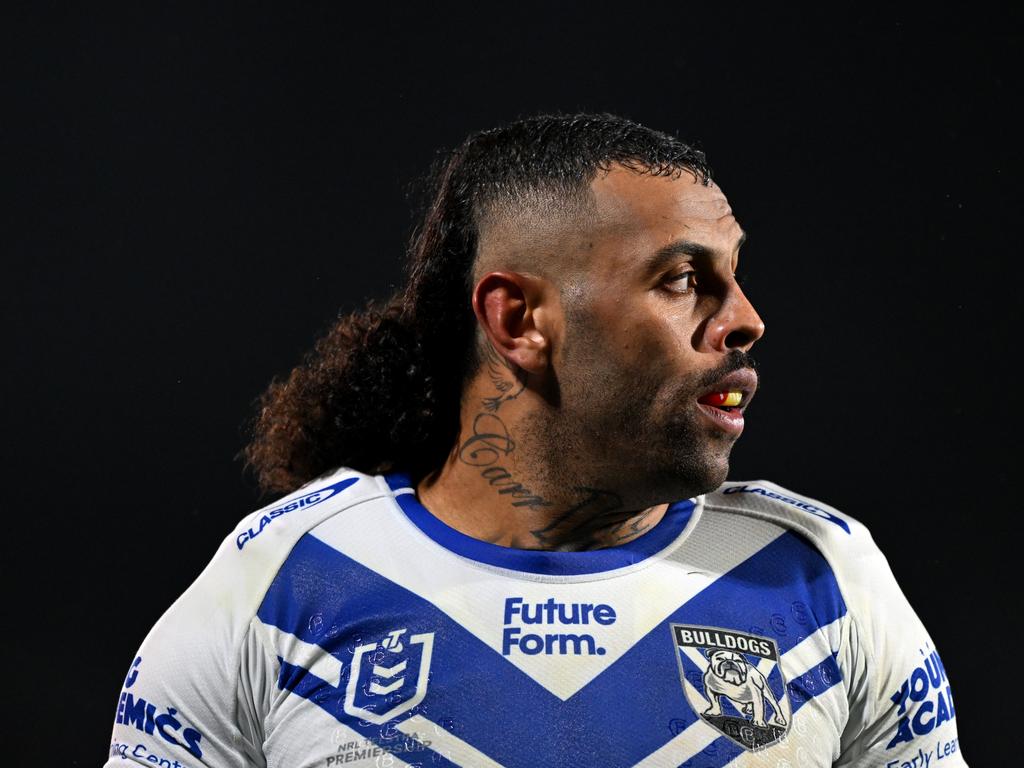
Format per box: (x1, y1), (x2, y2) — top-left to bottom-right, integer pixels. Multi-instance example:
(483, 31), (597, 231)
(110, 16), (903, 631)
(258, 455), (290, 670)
(416, 463), (669, 551)
(414, 354), (669, 551)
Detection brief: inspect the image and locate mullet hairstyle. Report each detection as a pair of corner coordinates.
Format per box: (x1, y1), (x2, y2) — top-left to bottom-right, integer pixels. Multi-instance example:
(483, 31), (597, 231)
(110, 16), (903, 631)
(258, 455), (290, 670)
(242, 112), (713, 497)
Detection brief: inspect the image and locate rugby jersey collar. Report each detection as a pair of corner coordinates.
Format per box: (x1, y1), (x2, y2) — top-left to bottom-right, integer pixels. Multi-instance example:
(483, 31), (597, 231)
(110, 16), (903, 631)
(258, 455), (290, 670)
(383, 471), (697, 576)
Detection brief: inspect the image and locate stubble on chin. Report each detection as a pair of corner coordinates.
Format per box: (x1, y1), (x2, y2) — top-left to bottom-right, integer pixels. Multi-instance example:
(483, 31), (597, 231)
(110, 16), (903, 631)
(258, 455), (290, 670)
(536, 363), (710, 502)
(659, 406), (733, 493)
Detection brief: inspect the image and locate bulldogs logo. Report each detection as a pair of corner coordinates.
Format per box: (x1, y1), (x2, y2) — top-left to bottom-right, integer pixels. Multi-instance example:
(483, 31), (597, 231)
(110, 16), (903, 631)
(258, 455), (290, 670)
(671, 624), (791, 751)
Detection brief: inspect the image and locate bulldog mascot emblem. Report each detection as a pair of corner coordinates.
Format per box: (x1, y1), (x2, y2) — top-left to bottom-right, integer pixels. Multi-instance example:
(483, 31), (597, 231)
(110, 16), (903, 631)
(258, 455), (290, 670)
(671, 624), (791, 751)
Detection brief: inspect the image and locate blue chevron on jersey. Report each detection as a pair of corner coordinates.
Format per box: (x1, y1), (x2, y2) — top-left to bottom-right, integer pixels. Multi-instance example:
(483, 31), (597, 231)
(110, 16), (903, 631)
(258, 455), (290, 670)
(255, 519), (850, 767)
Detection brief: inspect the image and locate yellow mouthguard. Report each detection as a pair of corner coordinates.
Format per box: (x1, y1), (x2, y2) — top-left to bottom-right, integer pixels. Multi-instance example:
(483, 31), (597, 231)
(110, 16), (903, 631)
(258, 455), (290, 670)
(723, 391), (743, 407)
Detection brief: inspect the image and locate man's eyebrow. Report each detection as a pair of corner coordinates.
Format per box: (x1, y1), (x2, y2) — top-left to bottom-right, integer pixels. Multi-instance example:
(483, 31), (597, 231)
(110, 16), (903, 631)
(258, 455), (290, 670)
(642, 230), (747, 274)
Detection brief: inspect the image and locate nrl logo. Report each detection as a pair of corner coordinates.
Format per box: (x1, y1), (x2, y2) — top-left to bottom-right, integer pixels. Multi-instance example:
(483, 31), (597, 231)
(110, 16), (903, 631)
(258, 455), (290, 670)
(343, 628), (435, 725)
(671, 624), (791, 751)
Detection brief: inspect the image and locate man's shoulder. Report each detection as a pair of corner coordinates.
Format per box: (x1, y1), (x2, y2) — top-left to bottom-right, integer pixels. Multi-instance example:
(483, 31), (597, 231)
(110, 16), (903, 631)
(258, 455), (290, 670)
(105, 471), (406, 764)
(167, 466), (391, 624)
(700, 478), (882, 569)
(229, 466), (390, 556)
(704, 479), (862, 535)
(701, 479), (916, 611)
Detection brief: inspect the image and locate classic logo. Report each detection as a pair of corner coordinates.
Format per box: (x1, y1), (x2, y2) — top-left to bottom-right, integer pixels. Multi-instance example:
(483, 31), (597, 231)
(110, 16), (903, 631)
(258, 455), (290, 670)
(344, 628), (435, 725)
(236, 476), (359, 550)
(671, 624), (790, 751)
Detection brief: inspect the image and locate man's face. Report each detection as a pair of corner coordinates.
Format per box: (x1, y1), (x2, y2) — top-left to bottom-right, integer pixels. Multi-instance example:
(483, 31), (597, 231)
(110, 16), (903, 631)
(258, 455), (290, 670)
(546, 165), (764, 500)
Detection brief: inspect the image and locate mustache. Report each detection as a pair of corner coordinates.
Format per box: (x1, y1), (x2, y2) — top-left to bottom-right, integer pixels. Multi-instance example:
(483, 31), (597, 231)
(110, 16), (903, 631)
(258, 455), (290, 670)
(697, 350), (759, 390)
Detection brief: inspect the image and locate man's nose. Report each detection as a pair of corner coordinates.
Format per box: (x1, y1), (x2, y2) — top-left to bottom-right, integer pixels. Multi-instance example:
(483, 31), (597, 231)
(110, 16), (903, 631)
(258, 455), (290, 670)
(705, 279), (765, 352)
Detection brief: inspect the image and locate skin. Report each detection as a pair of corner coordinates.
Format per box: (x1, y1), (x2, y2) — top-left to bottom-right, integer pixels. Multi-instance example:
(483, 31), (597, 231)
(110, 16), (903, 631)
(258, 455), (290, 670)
(416, 164), (765, 551)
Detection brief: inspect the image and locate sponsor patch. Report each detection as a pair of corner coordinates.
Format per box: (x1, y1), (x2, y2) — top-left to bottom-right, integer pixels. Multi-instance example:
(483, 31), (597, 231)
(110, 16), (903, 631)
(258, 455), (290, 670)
(501, 596), (615, 656)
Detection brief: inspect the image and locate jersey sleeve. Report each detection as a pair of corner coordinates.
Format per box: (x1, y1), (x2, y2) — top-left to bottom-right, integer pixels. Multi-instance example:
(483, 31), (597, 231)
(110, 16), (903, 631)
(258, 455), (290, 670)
(103, 468), (377, 767)
(102, 532), (278, 767)
(753, 487), (966, 768)
(714, 480), (967, 767)
(818, 507), (967, 766)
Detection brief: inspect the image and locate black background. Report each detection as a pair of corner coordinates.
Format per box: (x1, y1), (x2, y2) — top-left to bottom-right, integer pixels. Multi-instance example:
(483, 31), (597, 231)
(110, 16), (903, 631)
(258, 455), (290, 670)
(6, 6), (1020, 766)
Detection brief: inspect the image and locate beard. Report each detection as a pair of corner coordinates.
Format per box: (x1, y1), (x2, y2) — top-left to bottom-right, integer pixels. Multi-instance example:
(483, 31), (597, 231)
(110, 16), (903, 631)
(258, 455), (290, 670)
(533, 318), (758, 506)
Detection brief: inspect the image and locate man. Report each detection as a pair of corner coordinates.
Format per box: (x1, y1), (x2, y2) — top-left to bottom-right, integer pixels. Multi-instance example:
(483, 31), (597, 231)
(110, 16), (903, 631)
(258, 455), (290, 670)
(105, 113), (966, 767)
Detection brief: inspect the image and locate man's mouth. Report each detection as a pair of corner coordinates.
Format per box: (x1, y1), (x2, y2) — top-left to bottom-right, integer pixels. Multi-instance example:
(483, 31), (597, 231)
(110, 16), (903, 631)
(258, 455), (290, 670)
(697, 368), (757, 411)
(697, 390), (744, 412)
(694, 369), (758, 435)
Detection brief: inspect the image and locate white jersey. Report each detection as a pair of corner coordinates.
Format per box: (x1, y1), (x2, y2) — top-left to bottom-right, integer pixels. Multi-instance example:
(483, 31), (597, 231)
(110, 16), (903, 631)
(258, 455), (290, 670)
(104, 468), (966, 767)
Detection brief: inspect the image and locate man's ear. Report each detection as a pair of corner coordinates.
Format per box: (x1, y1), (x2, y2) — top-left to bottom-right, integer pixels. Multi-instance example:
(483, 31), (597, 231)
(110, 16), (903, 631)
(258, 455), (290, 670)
(471, 271), (553, 374)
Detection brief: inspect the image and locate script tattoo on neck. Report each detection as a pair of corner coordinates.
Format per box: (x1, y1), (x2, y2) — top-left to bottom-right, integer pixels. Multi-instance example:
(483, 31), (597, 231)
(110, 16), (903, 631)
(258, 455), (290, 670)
(457, 345), (552, 509)
(529, 487), (656, 551)
(461, 344), (656, 550)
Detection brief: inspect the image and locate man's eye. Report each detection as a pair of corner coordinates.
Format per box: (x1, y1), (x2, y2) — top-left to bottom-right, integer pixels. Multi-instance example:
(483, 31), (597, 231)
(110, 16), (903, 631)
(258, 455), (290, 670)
(665, 271), (697, 292)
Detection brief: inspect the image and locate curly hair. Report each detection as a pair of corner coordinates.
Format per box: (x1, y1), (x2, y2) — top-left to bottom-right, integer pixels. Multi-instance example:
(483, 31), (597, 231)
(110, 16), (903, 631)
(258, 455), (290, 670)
(242, 112), (712, 497)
